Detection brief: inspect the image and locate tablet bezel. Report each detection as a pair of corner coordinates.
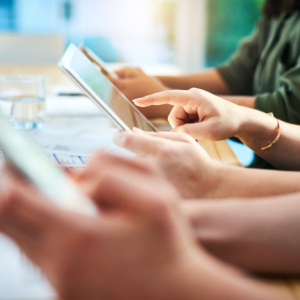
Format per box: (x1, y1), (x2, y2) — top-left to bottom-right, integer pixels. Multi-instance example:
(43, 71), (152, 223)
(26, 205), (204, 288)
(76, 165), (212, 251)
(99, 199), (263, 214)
(59, 44), (158, 133)
(80, 45), (118, 79)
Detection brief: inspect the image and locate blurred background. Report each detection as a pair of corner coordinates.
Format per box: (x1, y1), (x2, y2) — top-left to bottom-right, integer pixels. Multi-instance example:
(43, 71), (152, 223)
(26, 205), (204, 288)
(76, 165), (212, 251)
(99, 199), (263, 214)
(0, 0), (264, 71)
(0, 0), (263, 165)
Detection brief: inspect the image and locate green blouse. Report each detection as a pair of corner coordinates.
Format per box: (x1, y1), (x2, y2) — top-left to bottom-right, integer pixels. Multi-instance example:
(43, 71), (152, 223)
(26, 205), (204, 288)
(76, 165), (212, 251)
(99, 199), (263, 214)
(217, 12), (300, 168)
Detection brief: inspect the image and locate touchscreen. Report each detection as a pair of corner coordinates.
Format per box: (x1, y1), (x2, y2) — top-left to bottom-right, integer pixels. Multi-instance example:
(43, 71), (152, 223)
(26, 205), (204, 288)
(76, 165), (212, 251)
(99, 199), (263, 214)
(69, 50), (156, 132)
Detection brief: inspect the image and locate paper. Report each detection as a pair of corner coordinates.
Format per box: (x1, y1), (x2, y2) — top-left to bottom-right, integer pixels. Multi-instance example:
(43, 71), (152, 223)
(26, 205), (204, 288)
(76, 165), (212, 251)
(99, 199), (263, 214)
(25, 116), (134, 158)
(47, 153), (90, 169)
(46, 96), (103, 116)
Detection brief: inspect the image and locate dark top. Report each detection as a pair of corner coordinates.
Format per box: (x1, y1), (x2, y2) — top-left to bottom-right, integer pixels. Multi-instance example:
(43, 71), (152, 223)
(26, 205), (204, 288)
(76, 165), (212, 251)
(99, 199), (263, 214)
(217, 12), (300, 168)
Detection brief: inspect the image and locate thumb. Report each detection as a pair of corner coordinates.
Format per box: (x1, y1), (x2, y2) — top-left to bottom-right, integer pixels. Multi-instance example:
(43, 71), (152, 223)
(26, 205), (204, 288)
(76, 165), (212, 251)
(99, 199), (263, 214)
(172, 122), (214, 141)
(108, 76), (125, 90)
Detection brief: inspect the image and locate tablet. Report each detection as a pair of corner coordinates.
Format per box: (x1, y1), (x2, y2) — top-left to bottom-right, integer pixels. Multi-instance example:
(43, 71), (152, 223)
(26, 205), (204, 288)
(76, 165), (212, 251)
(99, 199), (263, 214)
(80, 45), (118, 79)
(59, 44), (158, 132)
(0, 114), (96, 215)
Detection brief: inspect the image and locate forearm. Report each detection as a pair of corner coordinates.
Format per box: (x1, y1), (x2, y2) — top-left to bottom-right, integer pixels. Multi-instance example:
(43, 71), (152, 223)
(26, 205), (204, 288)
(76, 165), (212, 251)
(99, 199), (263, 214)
(236, 107), (300, 170)
(210, 163), (300, 198)
(220, 95), (255, 109)
(188, 256), (291, 300)
(156, 68), (231, 94)
(183, 193), (300, 274)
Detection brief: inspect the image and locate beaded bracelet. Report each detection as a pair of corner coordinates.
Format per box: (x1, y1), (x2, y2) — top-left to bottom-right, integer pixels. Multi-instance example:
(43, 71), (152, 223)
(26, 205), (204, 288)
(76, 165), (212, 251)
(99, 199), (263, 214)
(261, 113), (282, 151)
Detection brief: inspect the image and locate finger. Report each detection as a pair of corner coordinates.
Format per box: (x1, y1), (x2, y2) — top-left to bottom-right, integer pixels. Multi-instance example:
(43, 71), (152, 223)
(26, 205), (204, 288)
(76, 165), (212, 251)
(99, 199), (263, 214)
(171, 119), (217, 140)
(168, 106), (190, 128)
(90, 157), (176, 220)
(0, 221), (46, 266)
(77, 153), (161, 205)
(0, 169), (69, 242)
(107, 76), (125, 90)
(133, 90), (191, 107)
(132, 128), (197, 144)
(114, 68), (128, 78)
(114, 67), (142, 79)
(114, 131), (170, 157)
(78, 153), (165, 214)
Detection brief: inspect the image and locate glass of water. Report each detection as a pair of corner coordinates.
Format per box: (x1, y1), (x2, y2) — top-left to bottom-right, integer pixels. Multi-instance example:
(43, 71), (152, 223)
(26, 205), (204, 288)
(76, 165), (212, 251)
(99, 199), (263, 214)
(0, 75), (45, 130)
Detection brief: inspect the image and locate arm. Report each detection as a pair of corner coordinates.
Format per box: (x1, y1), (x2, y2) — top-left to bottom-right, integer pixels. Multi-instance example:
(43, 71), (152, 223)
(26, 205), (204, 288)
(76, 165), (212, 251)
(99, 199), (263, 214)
(183, 193), (300, 274)
(157, 68), (231, 95)
(235, 106), (300, 170)
(0, 155), (294, 300)
(115, 130), (300, 199)
(253, 56), (300, 124)
(157, 19), (267, 96)
(220, 95), (255, 109)
(134, 89), (300, 170)
(222, 56), (300, 123)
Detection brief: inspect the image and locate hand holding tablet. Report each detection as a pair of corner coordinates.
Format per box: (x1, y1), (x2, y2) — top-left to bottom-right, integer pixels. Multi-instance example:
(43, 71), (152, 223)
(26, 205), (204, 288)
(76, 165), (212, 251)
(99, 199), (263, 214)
(59, 44), (158, 132)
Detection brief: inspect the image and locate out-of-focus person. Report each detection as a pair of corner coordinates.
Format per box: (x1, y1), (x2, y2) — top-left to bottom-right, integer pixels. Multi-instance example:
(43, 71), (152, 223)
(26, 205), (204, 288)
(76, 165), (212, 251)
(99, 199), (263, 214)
(1, 153), (300, 300)
(110, 0), (300, 168)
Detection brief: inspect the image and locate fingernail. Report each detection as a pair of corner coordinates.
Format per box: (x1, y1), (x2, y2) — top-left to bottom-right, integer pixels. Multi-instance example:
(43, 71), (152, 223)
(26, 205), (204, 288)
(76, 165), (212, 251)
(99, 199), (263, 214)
(133, 98), (141, 103)
(113, 131), (127, 146)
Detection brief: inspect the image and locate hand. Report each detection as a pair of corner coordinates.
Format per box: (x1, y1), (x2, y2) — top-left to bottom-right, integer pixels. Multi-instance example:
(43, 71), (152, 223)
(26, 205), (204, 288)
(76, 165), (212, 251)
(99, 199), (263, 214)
(133, 88), (246, 141)
(108, 67), (169, 101)
(0, 153), (208, 300)
(0, 154), (284, 300)
(114, 129), (221, 199)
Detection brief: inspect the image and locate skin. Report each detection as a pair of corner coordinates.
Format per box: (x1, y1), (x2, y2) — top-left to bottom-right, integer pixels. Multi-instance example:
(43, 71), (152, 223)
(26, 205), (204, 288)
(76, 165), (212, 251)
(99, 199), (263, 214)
(134, 88), (300, 170)
(0, 153), (290, 300)
(183, 194), (300, 275)
(108, 67), (173, 118)
(157, 68), (231, 94)
(114, 129), (300, 199)
(109, 67), (255, 118)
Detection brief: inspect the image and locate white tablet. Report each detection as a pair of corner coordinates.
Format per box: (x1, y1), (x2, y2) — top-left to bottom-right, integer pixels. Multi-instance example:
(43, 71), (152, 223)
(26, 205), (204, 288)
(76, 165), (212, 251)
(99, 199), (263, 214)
(59, 44), (158, 132)
(0, 114), (96, 215)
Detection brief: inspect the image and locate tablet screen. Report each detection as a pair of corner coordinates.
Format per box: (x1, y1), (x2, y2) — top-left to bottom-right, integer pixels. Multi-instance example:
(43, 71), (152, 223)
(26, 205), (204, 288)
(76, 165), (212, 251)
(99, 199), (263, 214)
(68, 49), (157, 132)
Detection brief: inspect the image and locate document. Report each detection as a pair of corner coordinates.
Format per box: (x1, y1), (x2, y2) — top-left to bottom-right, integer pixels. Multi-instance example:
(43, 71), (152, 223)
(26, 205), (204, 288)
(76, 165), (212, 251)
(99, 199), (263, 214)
(46, 152), (90, 169)
(25, 116), (134, 158)
(46, 96), (103, 116)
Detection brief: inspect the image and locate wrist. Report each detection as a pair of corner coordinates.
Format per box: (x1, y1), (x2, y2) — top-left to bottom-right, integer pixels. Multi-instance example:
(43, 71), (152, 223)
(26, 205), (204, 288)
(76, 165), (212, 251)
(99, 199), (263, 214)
(234, 107), (278, 151)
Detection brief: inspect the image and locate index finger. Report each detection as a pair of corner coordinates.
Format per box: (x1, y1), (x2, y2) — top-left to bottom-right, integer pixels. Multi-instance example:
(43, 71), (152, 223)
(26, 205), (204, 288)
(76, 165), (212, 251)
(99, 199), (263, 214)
(133, 90), (191, 107)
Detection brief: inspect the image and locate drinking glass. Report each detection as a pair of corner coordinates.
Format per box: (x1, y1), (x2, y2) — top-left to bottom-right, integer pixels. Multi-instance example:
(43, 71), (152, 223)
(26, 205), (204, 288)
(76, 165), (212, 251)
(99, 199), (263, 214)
(0, 75), (46, 130)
